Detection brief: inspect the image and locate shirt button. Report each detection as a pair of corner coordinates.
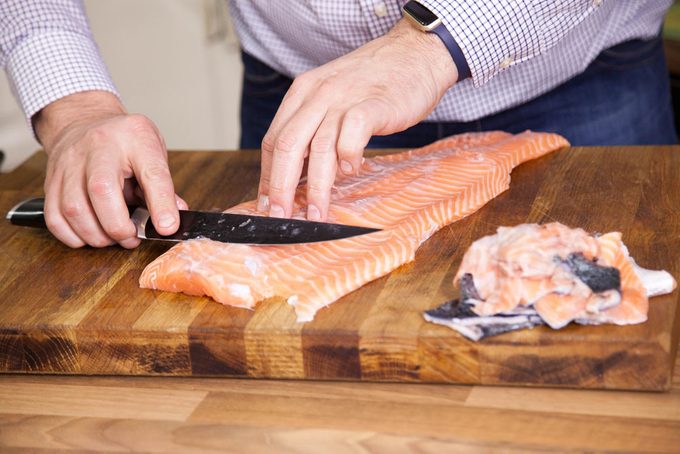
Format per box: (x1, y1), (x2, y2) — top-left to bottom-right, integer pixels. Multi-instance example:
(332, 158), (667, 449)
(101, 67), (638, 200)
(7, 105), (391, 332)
(593, 0), (602, 5)
(374, 2), (388, 18)
(500, 57), (513, 69)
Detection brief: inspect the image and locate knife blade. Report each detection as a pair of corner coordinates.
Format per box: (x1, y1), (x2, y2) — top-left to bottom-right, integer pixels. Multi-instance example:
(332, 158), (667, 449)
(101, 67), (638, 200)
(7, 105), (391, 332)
(6, 197), (381, 245)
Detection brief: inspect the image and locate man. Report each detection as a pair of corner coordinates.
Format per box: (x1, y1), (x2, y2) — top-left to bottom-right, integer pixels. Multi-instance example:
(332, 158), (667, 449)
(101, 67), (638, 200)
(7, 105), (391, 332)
(1, 0), (675, 249)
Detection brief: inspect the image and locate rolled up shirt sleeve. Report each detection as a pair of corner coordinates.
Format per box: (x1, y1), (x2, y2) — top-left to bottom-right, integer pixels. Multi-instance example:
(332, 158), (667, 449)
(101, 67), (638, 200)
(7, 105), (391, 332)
(0, 0), (119, 123)
(418, 0), (603, 86)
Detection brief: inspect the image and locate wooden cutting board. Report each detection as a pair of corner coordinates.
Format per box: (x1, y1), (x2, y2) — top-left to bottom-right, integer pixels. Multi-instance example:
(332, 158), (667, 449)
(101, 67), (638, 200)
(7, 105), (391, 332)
(1, 147), (678, 390)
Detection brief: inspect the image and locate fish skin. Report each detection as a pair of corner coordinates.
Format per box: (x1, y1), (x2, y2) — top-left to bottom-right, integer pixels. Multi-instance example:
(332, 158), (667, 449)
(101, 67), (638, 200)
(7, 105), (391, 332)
(140, 131), (570, 322)
(423, 298), (544, 342)
(459, 273), (483, 301)
(426, 223), (678, 340)
(424, 273), (544, 342)
(560, 252), (621, 293)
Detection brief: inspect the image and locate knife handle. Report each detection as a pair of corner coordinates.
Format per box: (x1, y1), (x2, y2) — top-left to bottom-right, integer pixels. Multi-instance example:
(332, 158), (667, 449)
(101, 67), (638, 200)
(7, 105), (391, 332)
(6, 197), (47, 228)
(6, 197), (140, 230)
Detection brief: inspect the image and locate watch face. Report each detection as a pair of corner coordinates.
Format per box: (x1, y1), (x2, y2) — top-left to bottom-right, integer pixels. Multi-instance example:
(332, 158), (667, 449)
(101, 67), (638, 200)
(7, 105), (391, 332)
(403, 1), (438, 27)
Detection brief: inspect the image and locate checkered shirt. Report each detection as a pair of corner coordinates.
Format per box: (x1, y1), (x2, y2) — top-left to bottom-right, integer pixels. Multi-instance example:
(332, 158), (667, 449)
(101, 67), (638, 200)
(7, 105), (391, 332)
(1, 0), (672, 124)
(0, 0), (117, 123)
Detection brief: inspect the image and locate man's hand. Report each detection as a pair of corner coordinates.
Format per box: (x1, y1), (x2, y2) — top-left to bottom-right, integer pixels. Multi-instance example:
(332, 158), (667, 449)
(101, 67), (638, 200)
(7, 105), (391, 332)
(35, 91), (186, 248)
(258, 18), (458, 221)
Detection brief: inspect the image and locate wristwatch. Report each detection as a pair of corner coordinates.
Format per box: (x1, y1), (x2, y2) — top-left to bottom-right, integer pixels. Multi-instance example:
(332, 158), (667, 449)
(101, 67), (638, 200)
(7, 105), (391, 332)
(401, 0), (471, 80)
(402, 0), (442, 32)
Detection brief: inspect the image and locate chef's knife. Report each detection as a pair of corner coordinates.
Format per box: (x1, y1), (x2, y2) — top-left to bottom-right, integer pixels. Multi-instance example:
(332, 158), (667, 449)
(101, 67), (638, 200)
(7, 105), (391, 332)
(6, 197), (380, 245)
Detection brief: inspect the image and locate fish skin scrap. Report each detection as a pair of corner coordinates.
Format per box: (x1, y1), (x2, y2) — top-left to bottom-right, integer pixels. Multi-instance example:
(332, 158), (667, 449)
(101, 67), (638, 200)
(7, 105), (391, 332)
(425, 223), (677, 341)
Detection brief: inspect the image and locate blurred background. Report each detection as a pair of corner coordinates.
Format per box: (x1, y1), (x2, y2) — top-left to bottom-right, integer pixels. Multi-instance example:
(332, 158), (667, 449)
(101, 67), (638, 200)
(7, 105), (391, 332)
(3, 1), (680, 172)
(0, 0), (243, 171)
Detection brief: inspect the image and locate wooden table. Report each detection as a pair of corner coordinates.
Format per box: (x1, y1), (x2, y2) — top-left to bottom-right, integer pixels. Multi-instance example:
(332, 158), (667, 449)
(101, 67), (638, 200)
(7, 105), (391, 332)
(0, 353), (678, 452)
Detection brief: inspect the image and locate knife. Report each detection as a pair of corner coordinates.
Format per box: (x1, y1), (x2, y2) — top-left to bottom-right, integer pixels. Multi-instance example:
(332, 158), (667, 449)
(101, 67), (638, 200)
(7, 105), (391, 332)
(5, 197), (380, 245)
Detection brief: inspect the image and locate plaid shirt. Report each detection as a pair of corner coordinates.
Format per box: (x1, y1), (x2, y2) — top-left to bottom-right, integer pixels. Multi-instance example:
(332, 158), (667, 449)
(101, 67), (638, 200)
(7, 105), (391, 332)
(1, 0), (671, 124)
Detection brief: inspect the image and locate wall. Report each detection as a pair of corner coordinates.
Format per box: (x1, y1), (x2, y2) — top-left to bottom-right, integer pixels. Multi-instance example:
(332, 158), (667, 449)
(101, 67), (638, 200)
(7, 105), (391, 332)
(0, 0), (243, 172)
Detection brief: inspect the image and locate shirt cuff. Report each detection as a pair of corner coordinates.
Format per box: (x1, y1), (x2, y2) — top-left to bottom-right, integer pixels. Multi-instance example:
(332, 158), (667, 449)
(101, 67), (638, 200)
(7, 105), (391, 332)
(418, 0), (535, 86)
(5, 30), (119, 126)
(418, 0), (600, 87)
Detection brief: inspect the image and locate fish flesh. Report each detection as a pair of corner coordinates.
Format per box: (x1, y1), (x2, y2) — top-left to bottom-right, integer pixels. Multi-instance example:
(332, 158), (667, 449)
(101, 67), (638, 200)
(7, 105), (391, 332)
(140, 131), (569, 322)
(424, 223), (677, 341)
(140, 132), (569, 321)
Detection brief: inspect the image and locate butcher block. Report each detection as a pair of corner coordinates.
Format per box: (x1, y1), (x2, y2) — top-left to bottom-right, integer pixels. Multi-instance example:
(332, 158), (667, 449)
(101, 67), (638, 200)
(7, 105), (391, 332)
(0, 146), (678, 391)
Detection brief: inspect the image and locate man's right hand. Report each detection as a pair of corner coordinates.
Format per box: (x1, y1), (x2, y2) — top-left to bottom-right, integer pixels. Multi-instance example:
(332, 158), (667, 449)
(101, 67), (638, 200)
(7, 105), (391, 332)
(34, 91), (187, 249)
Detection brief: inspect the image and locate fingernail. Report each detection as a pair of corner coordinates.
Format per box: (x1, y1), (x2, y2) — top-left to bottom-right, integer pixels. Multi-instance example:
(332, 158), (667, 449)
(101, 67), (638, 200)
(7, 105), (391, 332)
(175, 196), (187, 210)
(340, 160), (353, 174)
(120, 237), (141, 249)
(257, 195), (270, 212)
(158, 213), (176, 228)
(307, 204), (321, 221)
(269, 204), (285, 218)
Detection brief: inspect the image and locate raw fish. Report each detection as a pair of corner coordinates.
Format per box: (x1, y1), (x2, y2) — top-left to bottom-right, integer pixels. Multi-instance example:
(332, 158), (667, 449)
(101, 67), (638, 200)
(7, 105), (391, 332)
(140, 131), (569, 322)
(424, 223), (677, 340)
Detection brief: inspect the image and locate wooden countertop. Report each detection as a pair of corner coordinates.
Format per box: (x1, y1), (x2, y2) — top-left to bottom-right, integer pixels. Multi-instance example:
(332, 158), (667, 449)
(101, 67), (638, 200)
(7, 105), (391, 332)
(1, 147), (679, 451)
(0, 354), (678, 452)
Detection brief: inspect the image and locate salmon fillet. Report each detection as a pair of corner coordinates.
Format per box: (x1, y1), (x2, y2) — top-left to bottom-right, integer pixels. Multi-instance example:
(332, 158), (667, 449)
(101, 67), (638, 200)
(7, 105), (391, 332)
(425, 223), (677, 340)
(139, 131), (569, 322)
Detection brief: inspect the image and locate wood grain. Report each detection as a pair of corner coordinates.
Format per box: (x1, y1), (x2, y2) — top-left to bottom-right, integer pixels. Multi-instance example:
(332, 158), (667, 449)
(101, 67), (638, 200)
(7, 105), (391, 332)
(0, 147), (678, 390)
(465, 385), (680, 421)
(0, 414), (607, 453)
(0, 382), (206, 421)
(0, 351), (679, 453)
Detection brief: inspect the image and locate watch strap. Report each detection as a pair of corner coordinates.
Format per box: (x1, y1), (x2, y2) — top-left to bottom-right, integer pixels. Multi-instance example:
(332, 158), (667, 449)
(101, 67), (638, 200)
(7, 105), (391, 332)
(431, 23), (471, 81)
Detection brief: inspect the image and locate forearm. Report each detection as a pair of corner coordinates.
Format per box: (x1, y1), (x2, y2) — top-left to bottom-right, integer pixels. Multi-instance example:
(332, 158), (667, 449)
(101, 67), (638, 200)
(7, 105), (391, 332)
(387, 18), (459, 92)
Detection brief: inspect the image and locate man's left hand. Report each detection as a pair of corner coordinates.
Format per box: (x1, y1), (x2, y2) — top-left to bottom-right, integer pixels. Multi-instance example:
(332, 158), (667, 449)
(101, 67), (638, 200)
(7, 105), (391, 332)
(258, 18), (459, 221)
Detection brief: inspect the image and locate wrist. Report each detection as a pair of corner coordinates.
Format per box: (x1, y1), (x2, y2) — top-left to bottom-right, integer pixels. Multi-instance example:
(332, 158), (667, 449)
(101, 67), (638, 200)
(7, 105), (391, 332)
(34, 91), (126, 150)
(391, 18), (458, 91)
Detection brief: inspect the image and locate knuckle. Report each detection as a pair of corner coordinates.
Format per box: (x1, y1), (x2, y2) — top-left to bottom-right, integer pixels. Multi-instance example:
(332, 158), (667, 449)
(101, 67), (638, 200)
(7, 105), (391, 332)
(338, 149), (362, 160)
(87, 175), (116, 197)
(307, 181), (331, 195)
(261, 134), (276, 153)
(316, 78), (337, 97)
(141, 162), (171, 182)
(285, 71), (316, 99)
(345, 107), (368, 125)
(44, 211), (61, 233)
(106, 223), (133, 241)
(125, 114), (155, 133)
(268, 181), (286, 194)
(268, 179), (293, 194)
(258, 175), (271, 189)
(125, 115), (166, 155)
(291, 73), (310, 91)
(85, 124), (110, 143)
(310, 134), (336, 156)
(337, 142), (363, 158)
(62, 200), (86, 218)
(274, 132), (298, 155)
